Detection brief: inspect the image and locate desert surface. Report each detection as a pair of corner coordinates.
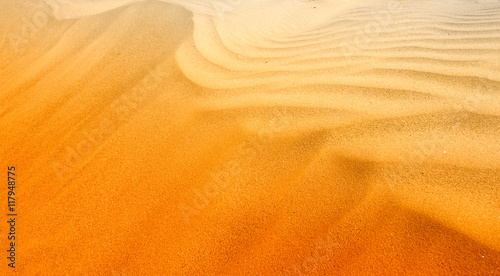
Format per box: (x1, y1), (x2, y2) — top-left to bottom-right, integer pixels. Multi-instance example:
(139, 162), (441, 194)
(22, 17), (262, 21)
(1, 0), (499, 275)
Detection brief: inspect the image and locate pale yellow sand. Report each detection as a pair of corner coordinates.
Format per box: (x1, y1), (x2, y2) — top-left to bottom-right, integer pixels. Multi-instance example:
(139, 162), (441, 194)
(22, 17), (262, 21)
(1, 0), (499, 275)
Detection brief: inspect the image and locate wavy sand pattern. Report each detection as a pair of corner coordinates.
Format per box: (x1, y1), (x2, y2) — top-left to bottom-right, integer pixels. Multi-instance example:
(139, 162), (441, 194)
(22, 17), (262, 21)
(1, 0), (499, 275)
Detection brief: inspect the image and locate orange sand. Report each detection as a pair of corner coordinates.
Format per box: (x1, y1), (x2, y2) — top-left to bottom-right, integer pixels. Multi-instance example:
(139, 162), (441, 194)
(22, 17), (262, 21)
(1, 0), (499, 275)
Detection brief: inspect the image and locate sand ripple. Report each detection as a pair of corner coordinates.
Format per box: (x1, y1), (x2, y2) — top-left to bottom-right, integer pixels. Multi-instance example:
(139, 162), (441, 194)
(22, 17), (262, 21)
(2, 0), (500, 274)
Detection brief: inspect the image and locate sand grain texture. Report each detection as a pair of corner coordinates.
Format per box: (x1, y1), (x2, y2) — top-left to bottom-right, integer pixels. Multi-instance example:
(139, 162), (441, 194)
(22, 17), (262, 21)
(1, 0), (499, 275)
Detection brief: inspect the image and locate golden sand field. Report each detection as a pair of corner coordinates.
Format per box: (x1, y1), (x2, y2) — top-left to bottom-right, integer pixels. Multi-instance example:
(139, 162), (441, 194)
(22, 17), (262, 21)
(1, 0), (499, 275)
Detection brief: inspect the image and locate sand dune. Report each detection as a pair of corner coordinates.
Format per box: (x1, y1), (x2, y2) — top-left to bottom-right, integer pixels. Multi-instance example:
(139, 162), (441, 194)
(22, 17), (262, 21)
(1, 0), (499, 275)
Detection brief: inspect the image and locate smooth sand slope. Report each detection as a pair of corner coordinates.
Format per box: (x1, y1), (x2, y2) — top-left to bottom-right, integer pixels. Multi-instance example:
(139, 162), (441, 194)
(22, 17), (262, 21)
(1, 0), (499, 275)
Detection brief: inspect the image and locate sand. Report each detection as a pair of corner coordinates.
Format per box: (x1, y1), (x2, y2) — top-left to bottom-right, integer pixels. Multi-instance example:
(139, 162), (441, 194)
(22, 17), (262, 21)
(1, 0), (499, 275)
